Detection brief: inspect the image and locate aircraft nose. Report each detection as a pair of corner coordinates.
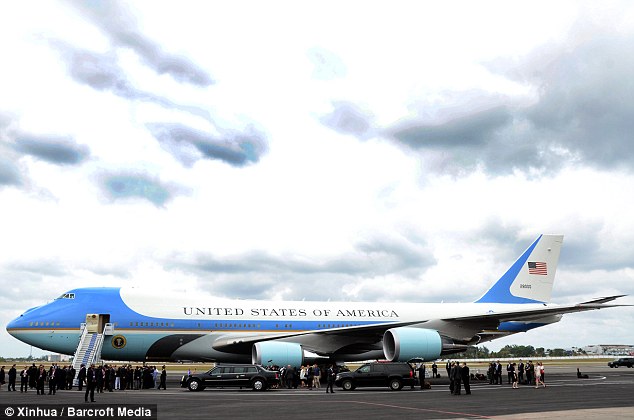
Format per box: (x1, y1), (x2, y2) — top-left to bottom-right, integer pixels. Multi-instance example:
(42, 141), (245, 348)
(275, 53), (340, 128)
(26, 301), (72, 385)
(6, 314), (22, 332)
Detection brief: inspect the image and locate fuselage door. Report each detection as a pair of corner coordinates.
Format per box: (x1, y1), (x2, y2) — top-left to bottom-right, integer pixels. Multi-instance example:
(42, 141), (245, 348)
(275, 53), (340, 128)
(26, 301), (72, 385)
(85, 314), (111, 333)
(86, 314), (99, 333)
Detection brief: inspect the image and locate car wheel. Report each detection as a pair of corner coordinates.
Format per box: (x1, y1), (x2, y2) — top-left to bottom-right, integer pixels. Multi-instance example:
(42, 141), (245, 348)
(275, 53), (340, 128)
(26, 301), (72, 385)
(188, 379), (203, 392)
(389, 378), (402, 391)
(342, 380), (354, 391)
(252, 378), (266, 391)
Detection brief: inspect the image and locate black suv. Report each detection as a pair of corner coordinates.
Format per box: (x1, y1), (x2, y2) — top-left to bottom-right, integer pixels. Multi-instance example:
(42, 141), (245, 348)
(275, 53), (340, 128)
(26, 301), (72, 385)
(182, 364), (280, 391)
(334, 362), (416, 391)
(608, 357), (634, 368)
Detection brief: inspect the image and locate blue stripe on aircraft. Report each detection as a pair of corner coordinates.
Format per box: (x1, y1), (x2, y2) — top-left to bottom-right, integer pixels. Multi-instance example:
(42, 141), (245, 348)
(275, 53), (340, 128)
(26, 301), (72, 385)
(475, 235), (544, 304)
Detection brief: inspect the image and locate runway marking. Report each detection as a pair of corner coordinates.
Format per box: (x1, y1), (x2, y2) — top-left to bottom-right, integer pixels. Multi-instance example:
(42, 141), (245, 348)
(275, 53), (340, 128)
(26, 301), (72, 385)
(342, 400), (493, 418)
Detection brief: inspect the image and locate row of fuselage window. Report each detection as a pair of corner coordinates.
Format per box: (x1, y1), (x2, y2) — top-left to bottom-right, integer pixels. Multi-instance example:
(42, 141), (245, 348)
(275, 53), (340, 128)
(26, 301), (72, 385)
(28, 321), (121, 327)
(28, 320), (359, 330)
(125, 322), (361, 330)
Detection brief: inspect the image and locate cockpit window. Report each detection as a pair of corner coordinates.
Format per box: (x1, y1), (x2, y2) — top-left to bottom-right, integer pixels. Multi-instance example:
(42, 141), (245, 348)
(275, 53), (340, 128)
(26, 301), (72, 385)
(56, 293), (76, 300)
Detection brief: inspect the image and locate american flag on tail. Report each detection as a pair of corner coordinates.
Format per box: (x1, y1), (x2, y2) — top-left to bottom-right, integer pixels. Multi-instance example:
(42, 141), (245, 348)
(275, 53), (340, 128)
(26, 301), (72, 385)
(528, 261), (547, 275)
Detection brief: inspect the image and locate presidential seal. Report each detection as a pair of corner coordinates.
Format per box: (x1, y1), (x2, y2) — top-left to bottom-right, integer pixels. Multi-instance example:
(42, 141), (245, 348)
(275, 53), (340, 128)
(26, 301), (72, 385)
(112, 335), (127, 349)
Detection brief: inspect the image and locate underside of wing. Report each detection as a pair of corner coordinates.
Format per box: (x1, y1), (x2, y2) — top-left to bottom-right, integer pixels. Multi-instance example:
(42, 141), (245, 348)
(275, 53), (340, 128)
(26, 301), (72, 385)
(211, 319), (422, 354)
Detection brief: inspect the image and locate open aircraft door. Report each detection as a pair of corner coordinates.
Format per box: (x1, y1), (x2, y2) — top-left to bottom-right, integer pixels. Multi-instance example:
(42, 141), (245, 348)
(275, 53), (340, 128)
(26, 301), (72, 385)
(85, 314), (110, 333)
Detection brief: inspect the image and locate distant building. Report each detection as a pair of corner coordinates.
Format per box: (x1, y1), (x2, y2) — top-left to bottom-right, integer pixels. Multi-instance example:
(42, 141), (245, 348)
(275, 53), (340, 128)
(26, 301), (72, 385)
(47, 354), (71, 362)
(583, 344), (634, 356)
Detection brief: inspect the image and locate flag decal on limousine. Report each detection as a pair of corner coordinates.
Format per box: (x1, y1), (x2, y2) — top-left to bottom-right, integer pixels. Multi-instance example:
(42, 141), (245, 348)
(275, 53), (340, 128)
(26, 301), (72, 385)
(528, 261), (547, 275)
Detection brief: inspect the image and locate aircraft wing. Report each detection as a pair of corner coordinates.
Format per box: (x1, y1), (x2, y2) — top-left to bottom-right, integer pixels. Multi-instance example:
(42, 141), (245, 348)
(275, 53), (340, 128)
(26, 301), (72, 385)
(212, 297), (630, 355)
(442, 299), (631, 323)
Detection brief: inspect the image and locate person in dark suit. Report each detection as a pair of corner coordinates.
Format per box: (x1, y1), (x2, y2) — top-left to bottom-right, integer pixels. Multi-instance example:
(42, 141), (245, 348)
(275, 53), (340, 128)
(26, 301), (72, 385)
(507, 362), (513, 384)
(20, 366), (29, 392)
(418, 363), (426, 390)
(77, 365), (86, 391)
(96, 366), (104, 393)
(67, 366), (76, 390)
(448, 362), (455, 393)
(158, 366), (167, 390)
(28, 364), (37, 389)
(325, 364), (336, 394)
(451, 362), (461, 395)
(47, 365), (57, 394)
(8, 365), (17, 391)
(36, 365), (47, 395)
(495, 361), (502, 385)
(526, 361), (534, 385)
(461, 362), (471, 394)
(85, 364), (96, 402)
(284, 365), (295, 389)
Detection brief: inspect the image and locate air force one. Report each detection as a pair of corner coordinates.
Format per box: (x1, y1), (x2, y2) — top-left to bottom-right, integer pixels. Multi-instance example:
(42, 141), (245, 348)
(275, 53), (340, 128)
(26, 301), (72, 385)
(6, 235), (629, 367)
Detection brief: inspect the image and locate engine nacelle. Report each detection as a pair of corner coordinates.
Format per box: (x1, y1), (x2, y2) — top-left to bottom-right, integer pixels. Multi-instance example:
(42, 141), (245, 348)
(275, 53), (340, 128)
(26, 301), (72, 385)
(383, 327), (442, 362)
(252, 342), (303, 367)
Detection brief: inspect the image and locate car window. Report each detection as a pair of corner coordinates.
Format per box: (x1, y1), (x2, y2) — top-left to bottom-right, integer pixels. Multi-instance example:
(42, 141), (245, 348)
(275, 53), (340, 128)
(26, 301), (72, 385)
(371, 365), (386, 373)
(233, 367), (247, 373)
(245, 367), (257, 373)
(357, 365), (371, 373)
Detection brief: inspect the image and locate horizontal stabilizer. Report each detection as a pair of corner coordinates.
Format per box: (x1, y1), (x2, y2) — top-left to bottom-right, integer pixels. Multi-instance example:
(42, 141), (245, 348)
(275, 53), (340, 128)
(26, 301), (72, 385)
(580, 295), (627, 304)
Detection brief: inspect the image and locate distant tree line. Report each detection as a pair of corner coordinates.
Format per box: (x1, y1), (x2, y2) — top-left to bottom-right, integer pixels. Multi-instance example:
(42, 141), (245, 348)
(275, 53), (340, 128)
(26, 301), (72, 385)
(0, 355), (48, 362)
(452, 345), (587, 359)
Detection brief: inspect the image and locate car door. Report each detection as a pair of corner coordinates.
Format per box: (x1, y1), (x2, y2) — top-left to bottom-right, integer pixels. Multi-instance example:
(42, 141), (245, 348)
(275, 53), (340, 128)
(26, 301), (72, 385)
(219, 367), (241, 386)
(206, 366), (225, 387)
(231, 366), (251, 387)
(369, 364), (387, 386)
(354, 364), (372, 387)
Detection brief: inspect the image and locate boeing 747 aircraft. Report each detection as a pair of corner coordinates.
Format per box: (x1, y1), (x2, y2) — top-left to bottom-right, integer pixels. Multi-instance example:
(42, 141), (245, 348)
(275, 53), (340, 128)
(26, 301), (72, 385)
(6, 234), (628, 366)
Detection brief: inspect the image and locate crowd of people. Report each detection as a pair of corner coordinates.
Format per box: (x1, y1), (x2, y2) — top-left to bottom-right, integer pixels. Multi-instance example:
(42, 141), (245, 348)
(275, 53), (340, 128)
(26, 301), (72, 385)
(0, 363), (78, 394)
(440, 359), (549, 394)
(0, 358), (558, 398)
(262, 364), (341, 393)
(0, 363), (168, 402)
(481, 360), (547, 389)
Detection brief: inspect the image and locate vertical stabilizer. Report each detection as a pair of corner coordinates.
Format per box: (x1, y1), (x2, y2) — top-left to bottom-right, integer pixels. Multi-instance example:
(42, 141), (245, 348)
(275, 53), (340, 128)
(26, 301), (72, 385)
(476, 234), (563, 304)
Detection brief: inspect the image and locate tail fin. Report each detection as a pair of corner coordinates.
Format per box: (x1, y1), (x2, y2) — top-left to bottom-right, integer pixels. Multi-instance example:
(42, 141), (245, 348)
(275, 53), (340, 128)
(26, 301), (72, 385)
(475, 234), (563, 304)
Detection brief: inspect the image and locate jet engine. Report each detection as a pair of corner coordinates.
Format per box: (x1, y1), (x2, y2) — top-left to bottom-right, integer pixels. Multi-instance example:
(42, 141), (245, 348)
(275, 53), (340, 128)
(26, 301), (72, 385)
(252, 342), (303, 367)
(383, 327), (442, 362)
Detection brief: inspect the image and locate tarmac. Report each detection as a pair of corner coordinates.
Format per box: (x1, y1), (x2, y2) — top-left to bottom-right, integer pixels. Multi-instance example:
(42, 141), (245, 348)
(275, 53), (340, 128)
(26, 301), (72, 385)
(1, 364), (632, 419)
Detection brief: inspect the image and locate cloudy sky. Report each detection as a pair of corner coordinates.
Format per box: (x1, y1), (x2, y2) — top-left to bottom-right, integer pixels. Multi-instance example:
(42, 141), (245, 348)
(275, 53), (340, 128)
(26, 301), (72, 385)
(1, 0), (633, 357)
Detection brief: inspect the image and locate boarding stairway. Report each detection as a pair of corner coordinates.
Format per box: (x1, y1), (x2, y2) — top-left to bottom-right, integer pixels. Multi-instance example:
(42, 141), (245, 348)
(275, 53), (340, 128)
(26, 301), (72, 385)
(72, 322), (114, 386)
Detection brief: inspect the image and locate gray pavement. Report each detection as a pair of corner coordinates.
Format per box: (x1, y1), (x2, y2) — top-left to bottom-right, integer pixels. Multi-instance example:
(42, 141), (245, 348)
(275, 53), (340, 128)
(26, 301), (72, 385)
(1, 365), (633, 419)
